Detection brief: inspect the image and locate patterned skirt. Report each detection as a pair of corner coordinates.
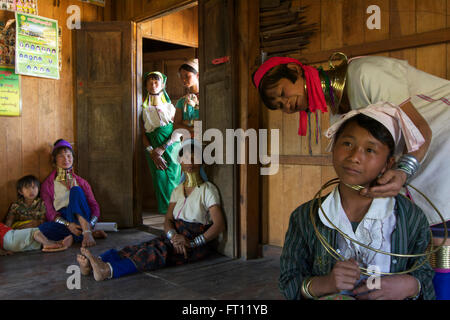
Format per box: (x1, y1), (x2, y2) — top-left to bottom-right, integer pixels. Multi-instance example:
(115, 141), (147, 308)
(118, 219), (211, 272)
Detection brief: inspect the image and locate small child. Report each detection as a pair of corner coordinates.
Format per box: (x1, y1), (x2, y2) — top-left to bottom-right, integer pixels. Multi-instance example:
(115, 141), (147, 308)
(0, 222), (73, 255)
(279, 102), (435, 300)
(5, 175), (46, 229)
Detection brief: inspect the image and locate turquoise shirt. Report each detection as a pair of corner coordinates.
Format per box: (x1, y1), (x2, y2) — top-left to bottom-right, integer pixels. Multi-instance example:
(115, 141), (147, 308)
(175, 96), (199, 123)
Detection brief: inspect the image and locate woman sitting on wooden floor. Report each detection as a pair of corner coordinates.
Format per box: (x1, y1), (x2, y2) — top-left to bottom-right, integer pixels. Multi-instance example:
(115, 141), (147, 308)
(77, 139), (226, 281)
(38, 139), (107, 248)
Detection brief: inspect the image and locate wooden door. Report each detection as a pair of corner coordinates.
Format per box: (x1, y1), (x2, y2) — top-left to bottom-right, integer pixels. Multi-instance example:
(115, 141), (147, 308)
(199, 0), (237, 258)
(141, 47), (196, 212)
(76, 22), (136, 228)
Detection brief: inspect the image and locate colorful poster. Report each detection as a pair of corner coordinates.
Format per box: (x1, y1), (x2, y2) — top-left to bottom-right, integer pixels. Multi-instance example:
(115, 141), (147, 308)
(16, 0), (38, 15)
(15, 12), (59, 80)
(0, 66), (21, 117)
(78, 0), (105, 7)
(0, 0), (38, 14)
(0, 19), (16, 66)
(0, 0), (15, 11)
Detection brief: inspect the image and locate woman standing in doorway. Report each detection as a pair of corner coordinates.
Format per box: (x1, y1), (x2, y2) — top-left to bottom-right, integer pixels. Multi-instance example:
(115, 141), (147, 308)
(142, 71), (181, 215)
(174, 59), (200, 138)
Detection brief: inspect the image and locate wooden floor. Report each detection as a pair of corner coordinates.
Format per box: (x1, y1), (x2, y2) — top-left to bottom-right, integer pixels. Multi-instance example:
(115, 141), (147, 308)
(0, 228), (284, 300)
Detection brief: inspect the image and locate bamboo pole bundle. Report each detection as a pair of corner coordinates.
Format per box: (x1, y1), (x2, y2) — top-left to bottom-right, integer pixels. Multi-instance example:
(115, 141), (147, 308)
(259, 0), (317, 57)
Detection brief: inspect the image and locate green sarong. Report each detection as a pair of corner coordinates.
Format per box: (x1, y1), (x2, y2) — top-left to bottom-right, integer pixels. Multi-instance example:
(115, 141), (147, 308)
(145, 123), (181, 214)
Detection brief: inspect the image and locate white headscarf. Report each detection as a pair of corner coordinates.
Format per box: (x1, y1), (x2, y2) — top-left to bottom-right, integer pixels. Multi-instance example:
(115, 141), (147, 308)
(325, 101), (425, 156)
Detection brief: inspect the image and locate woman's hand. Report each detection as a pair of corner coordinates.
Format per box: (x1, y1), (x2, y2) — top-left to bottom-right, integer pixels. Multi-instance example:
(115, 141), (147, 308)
(150, 149), (167, 170)
(327, 259), (361, 293)
(171, 234), (189, 259)
(360, 169), (407, 198)
(153, 146), (165, 156)
(68, 222), (83, 236)
(353, 275), (419, 300)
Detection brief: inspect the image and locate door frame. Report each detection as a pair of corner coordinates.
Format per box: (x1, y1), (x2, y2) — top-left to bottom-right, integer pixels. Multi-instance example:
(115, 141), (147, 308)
(132, 0), (261, 260)
(132, 1), (198, 227)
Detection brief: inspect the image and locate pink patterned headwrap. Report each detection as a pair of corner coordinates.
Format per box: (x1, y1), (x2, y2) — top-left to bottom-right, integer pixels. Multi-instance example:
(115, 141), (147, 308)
(253, 57), (328, 136)
(325, 101), (425, 156)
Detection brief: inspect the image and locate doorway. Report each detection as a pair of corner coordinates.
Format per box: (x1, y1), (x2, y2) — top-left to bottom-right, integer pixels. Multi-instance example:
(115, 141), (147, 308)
(135, 6), (198, 233)
(134, 0), (238, 259)
(75, 0), (238, 259)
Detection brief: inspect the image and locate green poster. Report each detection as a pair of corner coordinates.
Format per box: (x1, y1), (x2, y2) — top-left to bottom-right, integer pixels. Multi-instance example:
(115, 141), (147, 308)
(0, 66), (21, 117)
(15, 12), (59, 80)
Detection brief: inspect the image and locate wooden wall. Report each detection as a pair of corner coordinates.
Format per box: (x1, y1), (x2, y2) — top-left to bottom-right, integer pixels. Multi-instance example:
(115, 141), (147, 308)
(140, 6), (198, 47)
(113, 0), (196, 22)
(263, 0), (450, 247)
(0, 0), (112, 222)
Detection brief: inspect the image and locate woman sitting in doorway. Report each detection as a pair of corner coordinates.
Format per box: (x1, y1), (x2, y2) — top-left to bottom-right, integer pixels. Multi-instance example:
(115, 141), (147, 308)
(38, 139), (107, 248)
(76, 139), (225, 281)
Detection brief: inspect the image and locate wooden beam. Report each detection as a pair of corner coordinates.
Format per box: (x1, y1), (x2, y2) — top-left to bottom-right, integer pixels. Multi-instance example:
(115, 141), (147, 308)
(279, 155), (333, 166)
(134, 0), (198, 22)
(297, 28), (450, 64)
(238, 0), (262, 260)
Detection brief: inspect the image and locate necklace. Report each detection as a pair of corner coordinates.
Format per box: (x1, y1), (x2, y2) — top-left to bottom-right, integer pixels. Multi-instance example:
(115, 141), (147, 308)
(184, 171), (204, 188)
(310, 178), (447, 276)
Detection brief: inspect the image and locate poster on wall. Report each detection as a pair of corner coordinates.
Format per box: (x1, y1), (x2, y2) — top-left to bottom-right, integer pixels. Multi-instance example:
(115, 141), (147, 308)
(0, 0), (38, 15)
(0, 66), (21, 117)
(15, 12), (59, 80)
(78, 0), (104, 7)
(0, 19), (16, 66)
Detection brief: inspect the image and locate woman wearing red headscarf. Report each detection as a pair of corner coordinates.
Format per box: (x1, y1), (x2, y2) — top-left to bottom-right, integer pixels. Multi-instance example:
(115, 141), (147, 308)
(254, 53), (450, 299)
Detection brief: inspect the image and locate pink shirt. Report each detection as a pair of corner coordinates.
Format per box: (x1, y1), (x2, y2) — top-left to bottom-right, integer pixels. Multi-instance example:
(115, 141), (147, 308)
(40, 170), (100, 222)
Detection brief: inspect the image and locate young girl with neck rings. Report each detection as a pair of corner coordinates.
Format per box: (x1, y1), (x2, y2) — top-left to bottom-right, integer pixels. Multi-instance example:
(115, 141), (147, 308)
(279, 102), (435, 300)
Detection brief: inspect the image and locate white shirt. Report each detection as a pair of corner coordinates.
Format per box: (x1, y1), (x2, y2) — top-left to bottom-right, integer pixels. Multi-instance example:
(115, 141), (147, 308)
(338, 56), (450, 225)
(319, 186), (396, 273)
(170, 181), (221, 225)
(142, 102), (176, 133)
(54, 179), (78, 211)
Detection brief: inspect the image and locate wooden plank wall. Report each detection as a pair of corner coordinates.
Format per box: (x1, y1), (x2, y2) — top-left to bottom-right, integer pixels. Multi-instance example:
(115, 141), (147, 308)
(263, 0), (450, 247)
(113, 0), (196, 22)
(0, 0), (112, 222)
(140, 6), (198, 47)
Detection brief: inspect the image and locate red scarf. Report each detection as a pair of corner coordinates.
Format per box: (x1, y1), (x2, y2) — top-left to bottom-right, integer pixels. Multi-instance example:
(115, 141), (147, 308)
(253, 57), (327, 136)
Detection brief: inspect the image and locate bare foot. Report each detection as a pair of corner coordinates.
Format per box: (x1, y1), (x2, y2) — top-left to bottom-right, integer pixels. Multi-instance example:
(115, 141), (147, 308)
(82, 232), (96, 248)
(80, 247), (111, 281)
(77, 253), (92, 276)
(92, 230), (107, 239)
(34, 230), (64, 250)
(61, 235), (73, 249)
